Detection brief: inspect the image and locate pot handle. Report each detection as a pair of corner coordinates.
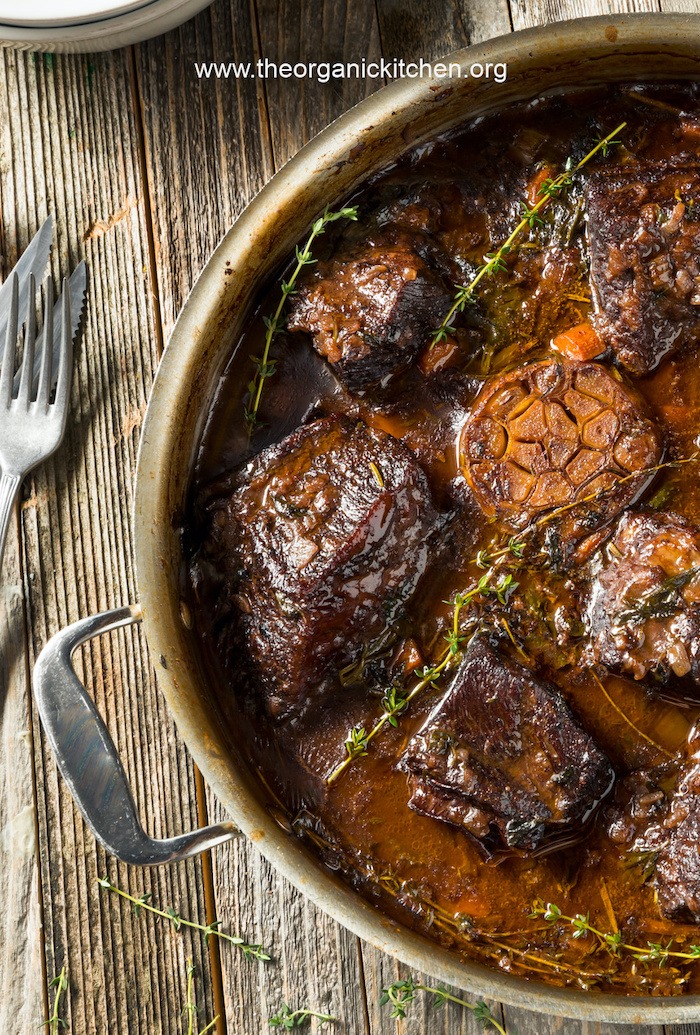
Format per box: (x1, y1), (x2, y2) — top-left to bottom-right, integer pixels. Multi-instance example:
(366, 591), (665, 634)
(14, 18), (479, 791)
(33, 604), (238, 866)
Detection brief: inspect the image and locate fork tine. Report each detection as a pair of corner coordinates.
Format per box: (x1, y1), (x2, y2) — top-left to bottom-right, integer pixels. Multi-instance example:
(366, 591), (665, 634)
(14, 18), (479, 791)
(0, 273), (19, 406)
(52, 278), (72, 414)
(17, 272), (37, 405)
(36, 278), (54, 409)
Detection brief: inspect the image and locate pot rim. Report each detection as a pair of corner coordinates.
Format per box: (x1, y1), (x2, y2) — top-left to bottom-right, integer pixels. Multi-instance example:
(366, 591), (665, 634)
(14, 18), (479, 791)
(134, 13), (700, 1024)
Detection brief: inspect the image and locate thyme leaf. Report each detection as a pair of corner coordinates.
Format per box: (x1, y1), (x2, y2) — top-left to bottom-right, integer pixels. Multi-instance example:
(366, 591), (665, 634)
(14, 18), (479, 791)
(430, 121), (626, 347)
(381, 685), (409, 726)
(380, 977), (508, 1034)
(245, 204), (358, 435)
(97, 876), (271, 961)
(531, 900), (700, 965)
(44, 967), (68, 1032)
(343, 726), (369, 761)
(269, 1004), (335, 1029)
(184, 959), (197, 1035)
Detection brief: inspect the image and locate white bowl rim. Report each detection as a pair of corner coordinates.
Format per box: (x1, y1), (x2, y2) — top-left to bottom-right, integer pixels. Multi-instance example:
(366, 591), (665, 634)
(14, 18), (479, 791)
(0, 0), (211, 49)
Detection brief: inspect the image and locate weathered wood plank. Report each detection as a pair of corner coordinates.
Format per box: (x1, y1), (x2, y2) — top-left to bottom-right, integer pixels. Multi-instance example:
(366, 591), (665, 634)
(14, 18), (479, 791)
(0, 299), (45, 1028)
(254, 0), (383, 165)
(0, 45), (216, 1034)
(134, 0), (274, 338)
(375, 0), (511, 58)
(202, 834), (371, 1033)
(508, 0), (660, 29)
(660, 0), (700, 11)
(361, 947), (508, 1035)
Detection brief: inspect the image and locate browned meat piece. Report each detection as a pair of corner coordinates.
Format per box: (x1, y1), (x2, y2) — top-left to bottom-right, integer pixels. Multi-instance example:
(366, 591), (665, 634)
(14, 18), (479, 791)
(604, 768), (668, 850)
(201, 415), (437, 719)
(400, 639), (614, 857)
(656, 763), (700, 922)
(603, 761), (700, 923)
(584, 511), (700, 694)
(459, 357), (663, 544)
(287, 229), (453, 391)
(586, 161), (700, 374)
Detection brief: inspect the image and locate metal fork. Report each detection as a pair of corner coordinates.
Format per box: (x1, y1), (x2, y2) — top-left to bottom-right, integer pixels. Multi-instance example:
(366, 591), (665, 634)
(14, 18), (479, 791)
(0, 272), (72, 565)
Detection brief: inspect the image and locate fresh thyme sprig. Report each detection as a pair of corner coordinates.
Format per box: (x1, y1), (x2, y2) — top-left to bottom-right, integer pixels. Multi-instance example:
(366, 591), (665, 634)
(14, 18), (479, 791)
(430, 121), (626, 347)
(45, 967), (68, 1032)
(97, 876), (271, 961)
(269, 1004), (335, 1029)
(182, 959), (220, 1035)
(185, 959), (197, 1035)
(475, 536), (525, 570)
(327, 571), (518, 784)
(380, 977), (508, 1034)
(244, 205), (359, 434)
(531, 900), (700, 965)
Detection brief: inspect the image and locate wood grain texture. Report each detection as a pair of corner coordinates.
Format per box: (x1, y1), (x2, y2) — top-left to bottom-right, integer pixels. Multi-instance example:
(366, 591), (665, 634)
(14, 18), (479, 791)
(134, 0), (275, 338)
(0, 324), (44, 1028)
(0, 46), (216, 1034)
(660, 0), (700, 11)
(375, 0), (511, 58)
(254, 0), (383, 164)
(508, 0), (660, 27)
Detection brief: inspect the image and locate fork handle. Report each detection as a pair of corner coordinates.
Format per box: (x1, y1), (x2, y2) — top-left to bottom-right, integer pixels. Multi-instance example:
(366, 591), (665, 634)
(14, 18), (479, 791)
(33, 605), (238, 865)
(0, 470), (21, 570)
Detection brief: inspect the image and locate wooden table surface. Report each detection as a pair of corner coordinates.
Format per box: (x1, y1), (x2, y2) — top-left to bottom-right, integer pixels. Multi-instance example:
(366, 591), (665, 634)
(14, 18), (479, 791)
(3, 0), (700, 1032)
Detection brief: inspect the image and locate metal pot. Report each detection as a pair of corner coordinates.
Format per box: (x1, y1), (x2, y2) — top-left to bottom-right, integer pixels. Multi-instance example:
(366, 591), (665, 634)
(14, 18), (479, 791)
(34, 13), (700, 1023)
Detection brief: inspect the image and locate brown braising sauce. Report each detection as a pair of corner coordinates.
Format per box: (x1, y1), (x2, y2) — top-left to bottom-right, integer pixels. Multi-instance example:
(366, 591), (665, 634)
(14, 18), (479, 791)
(186, 84), (700, 996)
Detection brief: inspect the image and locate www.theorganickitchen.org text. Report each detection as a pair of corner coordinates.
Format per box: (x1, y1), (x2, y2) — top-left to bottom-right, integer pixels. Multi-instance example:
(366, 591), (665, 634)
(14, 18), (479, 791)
(193, 58), (508, 83)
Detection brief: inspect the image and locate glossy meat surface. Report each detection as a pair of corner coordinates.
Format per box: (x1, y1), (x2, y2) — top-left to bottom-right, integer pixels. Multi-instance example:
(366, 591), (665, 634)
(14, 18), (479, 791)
(656, 763), (700, 922)
(587, 161), (700, 374)
(287, 229), (452, 390)
(585, 511), (700, 691)
(400, 639), (614, 856)
(199, 414), (436, 718)
(459, 357), (663, 541)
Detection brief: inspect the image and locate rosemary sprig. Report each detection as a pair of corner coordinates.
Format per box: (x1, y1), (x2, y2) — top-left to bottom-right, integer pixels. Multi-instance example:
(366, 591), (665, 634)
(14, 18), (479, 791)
(430, 121), (626, 346)
(269, 1004), (335, 1029)
(45, 967), (68, 1032)
(97, 876), (271, 961)
(244, 204), (358, 434)
(380, 977), (507, 1034)
(327, 572), (518, 784)
(531, 900), (700, 965)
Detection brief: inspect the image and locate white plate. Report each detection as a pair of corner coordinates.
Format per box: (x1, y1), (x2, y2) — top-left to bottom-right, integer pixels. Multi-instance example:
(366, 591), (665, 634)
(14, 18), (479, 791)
(0, 0), (212, 49)
(0, 0), (153, 27)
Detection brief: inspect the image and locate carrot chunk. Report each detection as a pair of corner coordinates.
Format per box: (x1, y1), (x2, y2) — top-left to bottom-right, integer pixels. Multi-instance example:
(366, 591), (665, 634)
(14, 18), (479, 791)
(552, 322), (605, 361)
(526, 164), (555, 207)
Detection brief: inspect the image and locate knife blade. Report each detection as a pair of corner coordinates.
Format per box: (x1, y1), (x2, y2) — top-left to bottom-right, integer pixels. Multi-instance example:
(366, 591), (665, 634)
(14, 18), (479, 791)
(0, 214), (53, 346)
